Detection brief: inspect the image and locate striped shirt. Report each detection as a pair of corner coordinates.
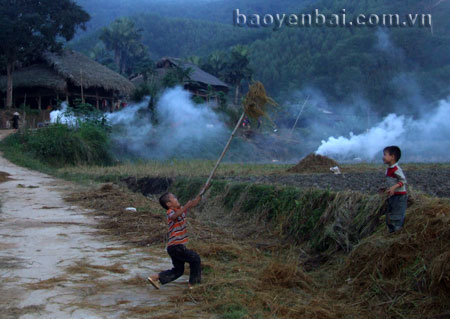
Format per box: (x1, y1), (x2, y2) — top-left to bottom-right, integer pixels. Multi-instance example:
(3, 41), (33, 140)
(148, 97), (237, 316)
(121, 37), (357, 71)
(386, 163), (407, 195)
(166, 209), (188, 247)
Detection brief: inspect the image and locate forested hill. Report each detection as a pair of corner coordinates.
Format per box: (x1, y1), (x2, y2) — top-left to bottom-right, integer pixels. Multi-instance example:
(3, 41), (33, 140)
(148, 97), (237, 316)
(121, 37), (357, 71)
(247, 0), (450, 111)
(74, 0), (314, 34)
(71, 0), (450, 113)
(70, 14), (269, 59)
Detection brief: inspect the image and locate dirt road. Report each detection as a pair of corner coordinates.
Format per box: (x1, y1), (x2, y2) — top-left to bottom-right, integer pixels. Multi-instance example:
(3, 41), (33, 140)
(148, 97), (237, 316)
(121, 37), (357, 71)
(0, 131), (184, 319)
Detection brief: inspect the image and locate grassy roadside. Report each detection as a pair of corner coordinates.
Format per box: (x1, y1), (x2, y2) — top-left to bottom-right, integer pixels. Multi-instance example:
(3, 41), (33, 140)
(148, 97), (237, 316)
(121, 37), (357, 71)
(0, 135), (55, 175)
(0, 125), (111, 179)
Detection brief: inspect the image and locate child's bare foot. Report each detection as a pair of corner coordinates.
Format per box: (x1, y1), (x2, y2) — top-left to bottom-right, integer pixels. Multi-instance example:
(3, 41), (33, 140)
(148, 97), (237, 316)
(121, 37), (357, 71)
(147, 275), (160, 289)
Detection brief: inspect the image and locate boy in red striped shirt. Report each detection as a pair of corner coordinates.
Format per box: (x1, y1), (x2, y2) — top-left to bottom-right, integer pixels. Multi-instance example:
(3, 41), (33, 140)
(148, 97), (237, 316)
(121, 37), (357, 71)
(381, 146), (408, 233)
(147, 192), (202, 290)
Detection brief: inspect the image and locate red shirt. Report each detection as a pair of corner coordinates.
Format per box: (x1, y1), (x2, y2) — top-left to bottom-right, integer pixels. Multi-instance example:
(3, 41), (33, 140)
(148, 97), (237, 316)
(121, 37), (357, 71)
(166, 209), (188, 247)
(385, 163), (407, 195)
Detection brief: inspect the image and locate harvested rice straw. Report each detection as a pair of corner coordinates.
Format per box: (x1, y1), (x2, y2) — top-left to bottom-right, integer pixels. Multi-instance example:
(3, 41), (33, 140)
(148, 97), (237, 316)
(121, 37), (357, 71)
(199, 82), (277, 196)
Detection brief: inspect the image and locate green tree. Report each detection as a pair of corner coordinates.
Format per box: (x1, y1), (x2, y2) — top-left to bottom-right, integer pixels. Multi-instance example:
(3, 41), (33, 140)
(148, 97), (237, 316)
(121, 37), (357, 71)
(162, 66), (193, 88)
(135, 57), (156, 83)
(201, 50), (228, 78)
(99, 18), (148, 75)
(224, 45), (253, 105)
(88, 43), (116, 71)
(185, 55), (200, 65)
(0, 0), (89, 108)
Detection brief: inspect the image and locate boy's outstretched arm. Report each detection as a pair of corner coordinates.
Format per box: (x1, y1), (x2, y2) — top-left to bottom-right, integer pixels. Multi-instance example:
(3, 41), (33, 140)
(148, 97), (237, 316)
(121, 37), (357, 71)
(169, 196), (202, 220)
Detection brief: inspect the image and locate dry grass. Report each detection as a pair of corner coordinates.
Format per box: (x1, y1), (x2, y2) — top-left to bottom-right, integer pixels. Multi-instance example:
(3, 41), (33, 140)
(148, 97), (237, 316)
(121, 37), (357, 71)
(259, 260), (314, 290)
(0, 171), (11, 183)
(430, 251), (450, 292)
(339, 196), (450, 318)
(186, 241), (356, 319)
(65, 177), (450, 319)
(25, 276), (67, 290)
(86, 262), (127, 274)
(65, 183), (166, 245)
(58, 160), (290, 180)
(2, 305), (45, 318)
(66, 259), (127, 280)
(121, 275), (148, 287)
(65, 261), (105, 279)
(123, 303), (211, 319)
(125, 306), (182, 319)
(187, 194), (449, 318)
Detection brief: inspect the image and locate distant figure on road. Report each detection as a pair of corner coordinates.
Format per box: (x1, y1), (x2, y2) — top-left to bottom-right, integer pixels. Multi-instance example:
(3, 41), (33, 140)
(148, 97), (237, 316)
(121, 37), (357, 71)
(12, 112), (20, 129)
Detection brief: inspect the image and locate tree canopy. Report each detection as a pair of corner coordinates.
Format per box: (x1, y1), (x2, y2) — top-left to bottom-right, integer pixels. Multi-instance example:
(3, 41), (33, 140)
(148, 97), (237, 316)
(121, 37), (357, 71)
(0, 0), (90, 107)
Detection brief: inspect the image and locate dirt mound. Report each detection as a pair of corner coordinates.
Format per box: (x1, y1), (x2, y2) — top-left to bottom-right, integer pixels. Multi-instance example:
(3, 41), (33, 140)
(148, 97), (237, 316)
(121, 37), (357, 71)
(287, 153), (339, 173)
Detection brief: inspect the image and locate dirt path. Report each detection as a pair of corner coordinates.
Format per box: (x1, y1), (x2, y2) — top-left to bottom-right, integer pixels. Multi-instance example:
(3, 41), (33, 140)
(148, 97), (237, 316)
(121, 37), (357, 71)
(0, 131), (185, 319)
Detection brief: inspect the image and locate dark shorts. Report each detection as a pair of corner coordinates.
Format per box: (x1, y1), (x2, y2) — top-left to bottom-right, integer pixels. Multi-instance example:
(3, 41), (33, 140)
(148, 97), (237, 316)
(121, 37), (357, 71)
(386, 194), (407, 232)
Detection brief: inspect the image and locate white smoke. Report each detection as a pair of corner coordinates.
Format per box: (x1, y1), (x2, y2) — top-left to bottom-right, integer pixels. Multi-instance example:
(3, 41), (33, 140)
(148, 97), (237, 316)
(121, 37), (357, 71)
(316, 98), (450, 162)
(108, 86), (229, 159)
(312, 30), (449, 163)
(49, 102), (78, 126)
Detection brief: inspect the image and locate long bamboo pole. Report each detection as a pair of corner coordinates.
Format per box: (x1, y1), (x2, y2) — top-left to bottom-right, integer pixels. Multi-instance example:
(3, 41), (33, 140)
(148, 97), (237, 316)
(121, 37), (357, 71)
(198, 111), (246, 196)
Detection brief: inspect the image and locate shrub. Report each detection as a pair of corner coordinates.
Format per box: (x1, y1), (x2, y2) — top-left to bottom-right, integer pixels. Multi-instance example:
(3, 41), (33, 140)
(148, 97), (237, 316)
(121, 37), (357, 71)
(1, 122), (112, 167)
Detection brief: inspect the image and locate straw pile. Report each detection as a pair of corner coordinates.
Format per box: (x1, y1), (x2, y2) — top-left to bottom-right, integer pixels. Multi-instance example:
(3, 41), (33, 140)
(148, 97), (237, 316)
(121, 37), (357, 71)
(340, 196), (450, 317)
(288, 153), (339, 173)
(243, 81), (277, 120)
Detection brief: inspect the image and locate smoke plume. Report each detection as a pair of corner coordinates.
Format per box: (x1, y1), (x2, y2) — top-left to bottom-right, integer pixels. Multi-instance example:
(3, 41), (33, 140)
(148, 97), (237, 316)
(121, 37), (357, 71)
(108, 86), (228, 160)
(316, 98), (450, 162)
(50, 102), (78, 126)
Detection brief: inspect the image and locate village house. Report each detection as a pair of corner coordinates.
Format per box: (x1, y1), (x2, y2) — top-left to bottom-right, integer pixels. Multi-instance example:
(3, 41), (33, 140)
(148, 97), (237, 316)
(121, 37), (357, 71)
(131, 57), (229, 103)
(0, 50), (135, 112)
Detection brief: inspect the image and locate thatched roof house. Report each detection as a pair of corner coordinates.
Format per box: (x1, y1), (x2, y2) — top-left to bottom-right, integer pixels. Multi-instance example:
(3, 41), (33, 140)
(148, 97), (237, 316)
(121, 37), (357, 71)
(0, 50), (135, 110)
(156, 57), (229, 88)
(131, 57), (229, 101)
